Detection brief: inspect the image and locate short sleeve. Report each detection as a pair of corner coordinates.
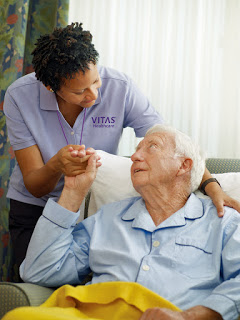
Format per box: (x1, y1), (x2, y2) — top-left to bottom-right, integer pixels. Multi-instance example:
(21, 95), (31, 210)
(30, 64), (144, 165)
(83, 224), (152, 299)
(123, 78), (164, 137)
(3, 90), (36, 150)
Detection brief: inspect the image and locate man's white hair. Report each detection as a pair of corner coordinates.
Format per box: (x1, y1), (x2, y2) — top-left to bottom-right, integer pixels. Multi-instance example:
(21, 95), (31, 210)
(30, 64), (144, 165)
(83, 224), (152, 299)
(146, 124), (205, 192)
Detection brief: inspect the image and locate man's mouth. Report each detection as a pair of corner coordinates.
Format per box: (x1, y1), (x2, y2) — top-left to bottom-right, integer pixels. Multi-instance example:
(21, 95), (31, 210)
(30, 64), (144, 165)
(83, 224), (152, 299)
(134, 169), (144, 174)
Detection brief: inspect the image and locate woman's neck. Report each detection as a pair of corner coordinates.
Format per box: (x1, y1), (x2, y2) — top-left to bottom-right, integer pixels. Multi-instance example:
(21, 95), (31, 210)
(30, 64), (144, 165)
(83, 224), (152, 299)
(57, 96), (83, 127)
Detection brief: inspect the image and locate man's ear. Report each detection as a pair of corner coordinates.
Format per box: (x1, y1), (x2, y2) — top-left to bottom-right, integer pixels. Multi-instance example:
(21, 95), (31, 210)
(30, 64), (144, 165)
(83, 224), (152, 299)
(177, 158), (193, 176)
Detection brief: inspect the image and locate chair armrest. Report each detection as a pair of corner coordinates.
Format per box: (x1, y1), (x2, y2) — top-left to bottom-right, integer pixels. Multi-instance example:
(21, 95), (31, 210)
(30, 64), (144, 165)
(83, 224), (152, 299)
(0, 282), (54, 318)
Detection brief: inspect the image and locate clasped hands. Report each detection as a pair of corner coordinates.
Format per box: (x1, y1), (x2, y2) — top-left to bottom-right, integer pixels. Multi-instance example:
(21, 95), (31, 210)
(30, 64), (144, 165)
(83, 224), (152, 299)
(64, 145), (101, 188)
(57, 145), (101, 211)
(56, 144), (101, 177)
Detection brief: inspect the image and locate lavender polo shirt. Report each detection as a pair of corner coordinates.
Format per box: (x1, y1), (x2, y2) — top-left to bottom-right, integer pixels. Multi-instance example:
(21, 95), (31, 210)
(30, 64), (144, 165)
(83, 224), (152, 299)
(3, 66), (163, 206)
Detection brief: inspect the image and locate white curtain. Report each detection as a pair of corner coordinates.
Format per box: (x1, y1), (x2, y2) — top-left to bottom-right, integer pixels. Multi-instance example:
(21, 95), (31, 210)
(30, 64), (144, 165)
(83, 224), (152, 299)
(69, 0), (240, 158)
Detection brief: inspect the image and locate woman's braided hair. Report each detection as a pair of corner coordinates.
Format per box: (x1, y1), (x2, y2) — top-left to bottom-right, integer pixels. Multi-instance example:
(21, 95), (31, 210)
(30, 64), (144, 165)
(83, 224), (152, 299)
(32, 22), (99, 92)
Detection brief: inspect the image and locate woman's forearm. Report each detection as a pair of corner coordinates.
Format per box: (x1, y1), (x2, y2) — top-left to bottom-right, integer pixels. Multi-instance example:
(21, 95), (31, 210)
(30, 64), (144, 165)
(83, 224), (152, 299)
(23, 154), (63, 197)
(16, 144), (89, 198)
(200, 168), (212, 187)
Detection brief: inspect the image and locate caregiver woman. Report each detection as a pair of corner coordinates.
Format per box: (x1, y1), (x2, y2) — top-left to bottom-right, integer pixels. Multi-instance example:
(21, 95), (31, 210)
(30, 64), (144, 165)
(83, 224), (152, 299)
(3, 23), (240, 271)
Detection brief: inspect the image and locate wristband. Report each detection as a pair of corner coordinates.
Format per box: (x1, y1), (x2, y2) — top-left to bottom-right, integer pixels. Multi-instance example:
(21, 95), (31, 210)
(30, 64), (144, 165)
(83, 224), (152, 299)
(200, 178), (221, 195)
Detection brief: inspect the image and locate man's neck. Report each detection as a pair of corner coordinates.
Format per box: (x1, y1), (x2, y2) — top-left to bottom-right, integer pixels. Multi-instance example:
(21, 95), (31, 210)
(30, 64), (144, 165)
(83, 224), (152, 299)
(140, 184), (189, 226)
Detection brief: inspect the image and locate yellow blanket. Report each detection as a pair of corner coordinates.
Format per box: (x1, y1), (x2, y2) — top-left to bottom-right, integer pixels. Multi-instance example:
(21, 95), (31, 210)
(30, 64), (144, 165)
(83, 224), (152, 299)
(3, 281), (181, 320)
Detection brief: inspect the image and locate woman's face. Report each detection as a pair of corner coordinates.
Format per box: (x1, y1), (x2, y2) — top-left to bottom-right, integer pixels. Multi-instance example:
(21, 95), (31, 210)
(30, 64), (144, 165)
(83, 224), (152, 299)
(56, 63), (102, 108)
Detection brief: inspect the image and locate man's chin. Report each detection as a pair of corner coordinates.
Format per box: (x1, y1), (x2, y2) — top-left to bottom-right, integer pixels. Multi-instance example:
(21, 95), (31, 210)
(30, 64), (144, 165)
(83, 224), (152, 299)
(132, 181), (145, 194)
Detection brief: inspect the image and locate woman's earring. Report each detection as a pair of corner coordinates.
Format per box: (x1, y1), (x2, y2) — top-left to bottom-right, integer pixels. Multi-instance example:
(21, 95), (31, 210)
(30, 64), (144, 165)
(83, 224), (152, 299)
(50, 88), (54, 92)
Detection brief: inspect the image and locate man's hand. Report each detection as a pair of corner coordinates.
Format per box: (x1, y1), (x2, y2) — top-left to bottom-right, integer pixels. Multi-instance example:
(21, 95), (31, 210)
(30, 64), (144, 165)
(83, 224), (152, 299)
(58, 152), (101, 212)
(139, 306), (222, 320)
(139, 308), (185, 319)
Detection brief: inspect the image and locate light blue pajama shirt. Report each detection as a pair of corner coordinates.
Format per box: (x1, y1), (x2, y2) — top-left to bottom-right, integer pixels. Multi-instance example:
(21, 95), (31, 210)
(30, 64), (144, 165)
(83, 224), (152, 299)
(20, 194), (240, 320)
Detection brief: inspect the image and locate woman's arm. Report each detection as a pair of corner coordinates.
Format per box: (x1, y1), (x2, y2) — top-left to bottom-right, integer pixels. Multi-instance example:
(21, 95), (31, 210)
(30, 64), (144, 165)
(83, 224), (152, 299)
(200, 168), (240, 216)
(15, 144), (91, 198)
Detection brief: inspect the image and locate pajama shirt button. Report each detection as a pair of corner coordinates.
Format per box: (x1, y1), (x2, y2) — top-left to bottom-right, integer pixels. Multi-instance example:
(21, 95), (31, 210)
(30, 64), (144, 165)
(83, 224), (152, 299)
(143, 265), (150, 271)
(153, 241), (160, 247)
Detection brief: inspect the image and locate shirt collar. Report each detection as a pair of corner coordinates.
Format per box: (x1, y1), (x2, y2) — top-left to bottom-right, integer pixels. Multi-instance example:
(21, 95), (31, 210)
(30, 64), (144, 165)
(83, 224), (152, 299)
(183, 193), (205, 219)
(122, 194), (204, 232)
(40, 84), (58, 110)
(40, 83), (102, 111)
(122, 198), (157, 232)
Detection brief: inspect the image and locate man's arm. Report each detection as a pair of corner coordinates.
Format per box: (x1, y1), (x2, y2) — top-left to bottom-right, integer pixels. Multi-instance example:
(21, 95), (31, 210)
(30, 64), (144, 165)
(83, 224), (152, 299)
(20, 154), (99, 287)
(58, 153), (99, 211)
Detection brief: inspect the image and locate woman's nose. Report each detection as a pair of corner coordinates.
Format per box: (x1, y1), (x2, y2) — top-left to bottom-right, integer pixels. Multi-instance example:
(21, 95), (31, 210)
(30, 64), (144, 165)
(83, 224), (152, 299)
(86, 87), (98, 100)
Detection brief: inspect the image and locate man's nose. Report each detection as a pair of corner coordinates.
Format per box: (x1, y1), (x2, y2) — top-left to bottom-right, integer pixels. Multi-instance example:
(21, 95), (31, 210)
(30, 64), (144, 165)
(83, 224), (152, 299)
(131, 149), (144, 162)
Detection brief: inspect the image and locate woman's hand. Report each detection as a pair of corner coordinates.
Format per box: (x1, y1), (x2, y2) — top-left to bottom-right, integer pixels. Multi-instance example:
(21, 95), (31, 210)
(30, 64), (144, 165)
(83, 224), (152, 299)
(55, 145), (97, 176)
(69, 145), (100, 160)
(201, 168), (240, 217)
(204, 182), (240, 217)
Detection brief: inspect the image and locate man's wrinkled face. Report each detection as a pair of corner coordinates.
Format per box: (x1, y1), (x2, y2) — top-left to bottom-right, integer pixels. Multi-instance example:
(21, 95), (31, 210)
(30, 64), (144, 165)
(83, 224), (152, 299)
(131, 132), (179, 192)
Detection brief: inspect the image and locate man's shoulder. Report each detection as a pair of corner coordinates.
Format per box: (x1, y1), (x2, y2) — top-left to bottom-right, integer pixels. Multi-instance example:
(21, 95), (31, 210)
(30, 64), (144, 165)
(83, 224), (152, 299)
(101, 196), (141, 211)
(82, 197), (141, 231)
(199, 196), (240, 226)
(221, 205), (240, 227)
(94, 196), (142, 221)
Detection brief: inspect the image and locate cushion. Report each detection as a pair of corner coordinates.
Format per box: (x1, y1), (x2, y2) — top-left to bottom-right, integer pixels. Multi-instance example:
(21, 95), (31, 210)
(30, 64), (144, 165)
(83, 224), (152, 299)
(87, 150), (240, 216)
(88, 151), (139, 216)
(195, 172), (240, 201)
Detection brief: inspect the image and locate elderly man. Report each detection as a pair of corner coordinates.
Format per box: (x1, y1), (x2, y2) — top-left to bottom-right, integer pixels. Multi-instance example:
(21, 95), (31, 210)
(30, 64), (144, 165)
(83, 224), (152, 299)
(10, 125), (240, 319)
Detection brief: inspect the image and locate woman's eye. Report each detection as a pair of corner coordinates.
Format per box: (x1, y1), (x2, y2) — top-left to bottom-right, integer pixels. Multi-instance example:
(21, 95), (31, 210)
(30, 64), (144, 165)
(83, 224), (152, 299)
(76, 90), (85, 95)
(149, 144), (157, 149)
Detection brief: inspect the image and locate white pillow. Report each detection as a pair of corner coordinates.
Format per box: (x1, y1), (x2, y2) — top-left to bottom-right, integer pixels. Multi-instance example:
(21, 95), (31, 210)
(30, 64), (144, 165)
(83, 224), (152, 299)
(88, 151), (139, 216)
(87, 150), (240, 216)
(195, 172), (240, 202)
